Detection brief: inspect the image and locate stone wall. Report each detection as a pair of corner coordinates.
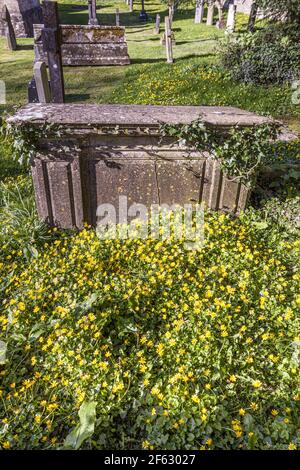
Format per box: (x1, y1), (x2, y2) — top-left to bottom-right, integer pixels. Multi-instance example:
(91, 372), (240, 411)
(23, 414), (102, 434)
(33, 24), (130, 66)
(8, 104), (273, 229)
(0, 0), (42, 37)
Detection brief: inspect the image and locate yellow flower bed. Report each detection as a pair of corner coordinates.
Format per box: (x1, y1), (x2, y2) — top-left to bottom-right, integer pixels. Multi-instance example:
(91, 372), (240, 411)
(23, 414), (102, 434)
(0, 211), (299, 449)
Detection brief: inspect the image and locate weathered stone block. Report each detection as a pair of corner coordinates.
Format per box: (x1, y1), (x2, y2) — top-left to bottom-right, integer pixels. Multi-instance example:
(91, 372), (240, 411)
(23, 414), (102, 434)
(8, 104), (274, 229)
(0, 0), (42, 38)
(34, 24), (130, 66)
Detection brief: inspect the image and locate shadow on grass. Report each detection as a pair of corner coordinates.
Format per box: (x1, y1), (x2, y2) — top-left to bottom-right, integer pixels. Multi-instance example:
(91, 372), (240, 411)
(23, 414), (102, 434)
(66, 93), (91, 102)
(17, 44), (34, 51)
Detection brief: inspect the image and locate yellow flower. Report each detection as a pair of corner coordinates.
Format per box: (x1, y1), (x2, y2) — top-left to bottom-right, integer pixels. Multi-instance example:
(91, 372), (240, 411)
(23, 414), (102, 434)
(252, 380), (262, 389)
(271, 409), (278, 416)
(288, 443), (297, 450)
(239, 408), (246, 416)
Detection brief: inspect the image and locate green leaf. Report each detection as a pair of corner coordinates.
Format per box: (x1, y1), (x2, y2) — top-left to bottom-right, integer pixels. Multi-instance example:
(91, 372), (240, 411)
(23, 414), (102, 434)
(0, 340), (7, 365)
(63, 401), (97, 450)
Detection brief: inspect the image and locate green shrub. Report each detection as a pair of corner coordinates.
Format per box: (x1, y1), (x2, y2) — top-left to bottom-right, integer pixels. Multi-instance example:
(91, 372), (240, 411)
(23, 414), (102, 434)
(220, 27), (300, 85)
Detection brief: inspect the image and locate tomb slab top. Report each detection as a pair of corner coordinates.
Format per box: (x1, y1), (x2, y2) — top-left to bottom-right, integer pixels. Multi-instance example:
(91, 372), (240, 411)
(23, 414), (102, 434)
(8, 104), (272, 129)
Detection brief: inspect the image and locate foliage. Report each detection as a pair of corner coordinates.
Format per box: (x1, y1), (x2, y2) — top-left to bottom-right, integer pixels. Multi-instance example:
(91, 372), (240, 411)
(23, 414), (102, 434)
(256, 0), (300, 25)
(0, 175), (55, 259)
(220, 26), (300, 86)
(161, 121), (278, 187)
(111, 61), (300, 118)
(0, 212), (299, 450)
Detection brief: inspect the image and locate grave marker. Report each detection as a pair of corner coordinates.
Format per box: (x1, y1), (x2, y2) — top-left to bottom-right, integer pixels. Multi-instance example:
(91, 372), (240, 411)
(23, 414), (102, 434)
(155, 14), (160, 34)
(28, 78), (39, 103)
(226, 3), (236, 33)
(41, 0), (65, 103)
(1, 5), (17, 50)
(33, 61), (51, 103)
(165, 16), (173, 64)
(206, 1), (215, 26)
(88, 0), (99, 26)
(0, 0), (42, 38)
(116, 8), (120, 26)
(195, 0), (204, 24)
(34, 24), (130, 66)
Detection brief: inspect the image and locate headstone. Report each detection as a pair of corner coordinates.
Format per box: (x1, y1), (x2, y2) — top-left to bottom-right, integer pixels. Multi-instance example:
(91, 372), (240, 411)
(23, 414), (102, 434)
(139, 0), (147, 21)
(165, 16), (173, 64)
(116, 8), (120, 26)
(88, 0), (99, 26)
(248, 1), (258, 32)
(0, 0), (42, 38)
(226, 3), (236, 33)
(41, 1), (65, 104)
(33, 61), (51, 103)
(169, 4), (174, 28)
(215, 1), (226, 28)
(195, 0), (204, 24)
(155, 14), (160, 34)
(129, 0), (133, 13)
(206, 2), (215, 26)
(1, 5), (17, 50)
(28, 78), (39, 103)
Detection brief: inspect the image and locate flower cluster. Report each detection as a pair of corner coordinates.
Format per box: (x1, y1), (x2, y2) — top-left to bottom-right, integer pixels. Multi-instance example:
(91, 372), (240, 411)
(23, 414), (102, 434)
(0, 210), (299, 449)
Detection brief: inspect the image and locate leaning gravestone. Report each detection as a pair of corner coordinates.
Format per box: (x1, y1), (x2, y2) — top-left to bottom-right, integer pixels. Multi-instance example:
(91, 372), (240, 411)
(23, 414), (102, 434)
(7, 104), (274, 228)
(34, 24), (130, 66)
(1, 5), (17, 50)
(0, 0), (42, 37)
(33, 61), (51, 103)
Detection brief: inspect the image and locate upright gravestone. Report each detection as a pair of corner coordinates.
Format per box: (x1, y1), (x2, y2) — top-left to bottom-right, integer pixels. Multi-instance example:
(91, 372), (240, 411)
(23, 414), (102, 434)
(155, 14), (160, 34)
(41, 0), (64, 103)
(88, 0), (99, 26)
(116, 8), (120, 26)
(226, 2), (236, 33)
(195, 0), (204, 24)
(33, 61), (51, 103)
(1, 5), (17, 50)
(0, 0), (42, 38)
(165, 16), (173, 64)
(206, 1), (215, 26)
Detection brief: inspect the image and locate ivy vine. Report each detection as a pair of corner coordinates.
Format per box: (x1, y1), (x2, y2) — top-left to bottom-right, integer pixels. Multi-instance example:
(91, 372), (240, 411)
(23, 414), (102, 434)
(160, 119), (279, 188)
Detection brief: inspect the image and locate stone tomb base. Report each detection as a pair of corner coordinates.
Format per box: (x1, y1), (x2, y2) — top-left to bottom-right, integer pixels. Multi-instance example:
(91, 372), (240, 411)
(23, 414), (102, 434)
(34, 24), (130, 66)
(8, 104), (273, 229)
(0, 0), (42, 37)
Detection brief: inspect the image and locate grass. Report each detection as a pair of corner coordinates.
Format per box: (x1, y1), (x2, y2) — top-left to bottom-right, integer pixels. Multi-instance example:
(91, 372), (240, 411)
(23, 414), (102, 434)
(1, 0), (298, 124)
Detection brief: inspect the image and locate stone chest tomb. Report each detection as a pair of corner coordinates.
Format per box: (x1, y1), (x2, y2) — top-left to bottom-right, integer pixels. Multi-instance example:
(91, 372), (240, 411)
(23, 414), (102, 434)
(33, 24), (130, 66)
(8, 104), (272, 229)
